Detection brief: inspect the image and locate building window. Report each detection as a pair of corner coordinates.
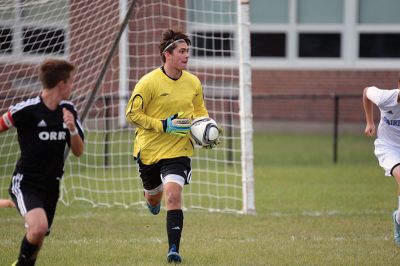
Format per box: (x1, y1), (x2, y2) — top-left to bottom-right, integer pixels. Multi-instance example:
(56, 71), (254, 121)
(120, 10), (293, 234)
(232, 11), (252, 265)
(250, 0), (344, 61)
(251, 33), (286, 57)
(299, 33), (341, 58)
(250, 0), (288, 23)
(297, 0), (343, 23)
(358, 0), (400, 62)
(23, 27), (65, 55)
(359, 0), (400, 23)
(0, 0), (68, 59)
(192, 32), (233, 57)
(249, 0), (400, 68)
(187, 0), (236, 24)
(186, 0), (236, 62)
(359, 34), (400, 58)
(0, 27), (12, 54)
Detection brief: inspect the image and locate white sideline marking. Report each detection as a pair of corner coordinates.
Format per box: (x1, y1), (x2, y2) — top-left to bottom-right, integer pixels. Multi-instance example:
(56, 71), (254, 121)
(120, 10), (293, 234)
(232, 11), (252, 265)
(0, 238), (164, 245)
(0, 209), (390, 225)
(0, 236), (391, 246)
(289, 235), (391, 241)
(215, 238), (256, 243)
(48, 237), (164, 245)
(269, 209), (389, 217)
(0, 211), (150, 224)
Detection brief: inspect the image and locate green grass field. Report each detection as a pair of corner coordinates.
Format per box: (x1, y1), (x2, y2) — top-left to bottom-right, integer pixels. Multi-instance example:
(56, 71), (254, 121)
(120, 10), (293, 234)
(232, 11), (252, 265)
(1, 132), (400, 265)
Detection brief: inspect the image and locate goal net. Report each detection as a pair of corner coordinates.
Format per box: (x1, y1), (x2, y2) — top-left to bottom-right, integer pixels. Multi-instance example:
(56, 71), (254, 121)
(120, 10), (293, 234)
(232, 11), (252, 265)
(0, 0), (254, 214)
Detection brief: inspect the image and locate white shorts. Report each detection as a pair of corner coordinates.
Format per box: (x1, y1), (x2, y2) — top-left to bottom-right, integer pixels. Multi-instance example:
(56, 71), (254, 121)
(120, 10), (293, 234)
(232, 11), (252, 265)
(375, 140), (400, 176)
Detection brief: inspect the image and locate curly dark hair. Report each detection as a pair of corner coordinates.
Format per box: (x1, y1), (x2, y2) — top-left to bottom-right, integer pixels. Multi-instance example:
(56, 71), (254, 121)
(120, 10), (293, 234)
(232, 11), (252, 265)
(159, 29), (191, 63)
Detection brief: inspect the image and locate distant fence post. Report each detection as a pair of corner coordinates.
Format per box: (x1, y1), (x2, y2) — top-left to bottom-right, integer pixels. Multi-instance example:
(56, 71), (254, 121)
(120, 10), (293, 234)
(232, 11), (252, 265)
(332, 93), (339, 164)
(253, 92), (361, 164)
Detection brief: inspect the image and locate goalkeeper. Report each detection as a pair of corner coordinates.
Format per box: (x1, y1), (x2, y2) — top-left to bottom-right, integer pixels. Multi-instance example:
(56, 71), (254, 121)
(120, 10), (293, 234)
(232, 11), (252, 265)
(126, 29), (218, 263)
(0, 59), (84, 266)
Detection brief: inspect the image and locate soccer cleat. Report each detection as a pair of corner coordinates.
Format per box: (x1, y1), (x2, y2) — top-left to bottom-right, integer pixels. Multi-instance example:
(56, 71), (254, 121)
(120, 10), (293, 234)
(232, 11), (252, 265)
(167, 244), (182, 264)
(393, 211), (400, 245)
(146, 202), (160, 215)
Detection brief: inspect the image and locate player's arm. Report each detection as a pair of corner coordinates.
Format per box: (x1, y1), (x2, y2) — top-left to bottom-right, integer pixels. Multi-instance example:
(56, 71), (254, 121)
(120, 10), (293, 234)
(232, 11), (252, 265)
(63, 108), (84, 157)
(125, 81), (166, 132)
(192, 84), (209, 119)
(0, 111), (14, 133)
(363, 86), (376, 137)
(125, 92), (164, 132)
(126, 94), (190, 136)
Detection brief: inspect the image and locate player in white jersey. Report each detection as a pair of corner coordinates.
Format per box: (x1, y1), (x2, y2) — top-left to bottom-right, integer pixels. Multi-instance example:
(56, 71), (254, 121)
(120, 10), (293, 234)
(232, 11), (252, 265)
(0, 59), (84, 266)
(363, 81), (400, 245)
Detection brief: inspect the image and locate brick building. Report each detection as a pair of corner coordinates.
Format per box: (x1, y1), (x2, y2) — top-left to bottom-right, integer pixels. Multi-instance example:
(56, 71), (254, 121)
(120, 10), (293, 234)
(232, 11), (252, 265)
(1, 0), (400, 131)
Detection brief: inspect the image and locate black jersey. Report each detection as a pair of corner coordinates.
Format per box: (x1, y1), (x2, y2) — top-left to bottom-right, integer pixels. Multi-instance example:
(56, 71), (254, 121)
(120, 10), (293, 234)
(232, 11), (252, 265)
(8, 96), (84, 180)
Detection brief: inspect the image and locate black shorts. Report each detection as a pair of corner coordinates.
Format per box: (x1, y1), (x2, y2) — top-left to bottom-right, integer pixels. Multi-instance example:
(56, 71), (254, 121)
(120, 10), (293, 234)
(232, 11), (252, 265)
(137, 156), (192, 190)
(9, 172), (60, 231)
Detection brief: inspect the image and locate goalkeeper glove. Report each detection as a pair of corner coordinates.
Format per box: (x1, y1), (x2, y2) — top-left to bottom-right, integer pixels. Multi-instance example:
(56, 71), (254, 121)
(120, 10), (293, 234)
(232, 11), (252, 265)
(203, 127), (222, 149)
(162, 113), (191, 137)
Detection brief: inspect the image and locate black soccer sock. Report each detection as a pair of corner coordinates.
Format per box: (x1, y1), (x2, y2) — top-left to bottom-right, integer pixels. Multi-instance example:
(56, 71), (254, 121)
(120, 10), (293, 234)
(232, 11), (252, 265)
(17, 235), (38, 266)
(166, 209), (184, 252)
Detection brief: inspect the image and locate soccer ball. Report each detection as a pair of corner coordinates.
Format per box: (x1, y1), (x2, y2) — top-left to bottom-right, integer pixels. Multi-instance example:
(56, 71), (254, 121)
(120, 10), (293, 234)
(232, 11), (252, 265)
(190, 117), (219, 147)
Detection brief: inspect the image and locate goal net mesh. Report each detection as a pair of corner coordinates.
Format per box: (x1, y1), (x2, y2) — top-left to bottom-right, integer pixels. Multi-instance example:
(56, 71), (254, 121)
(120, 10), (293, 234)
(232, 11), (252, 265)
(0, 0), (245, 213)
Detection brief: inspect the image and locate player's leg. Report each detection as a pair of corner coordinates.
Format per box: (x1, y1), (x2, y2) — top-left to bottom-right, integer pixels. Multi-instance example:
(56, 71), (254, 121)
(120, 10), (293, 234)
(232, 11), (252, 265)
(144, 185), (163, 215)
(161, 157), (191, 263)
(43, 178), (60, 236)
(137, 159), (163, 215)
(24, 208), (49, 257)
(9, 173), (48, 265)
(391, 165), (400, 245)
(375, 146), (400, 245)
(0, 198), (15, 208)
(164, 181), (183, 262)
(10, 209), (47, 266)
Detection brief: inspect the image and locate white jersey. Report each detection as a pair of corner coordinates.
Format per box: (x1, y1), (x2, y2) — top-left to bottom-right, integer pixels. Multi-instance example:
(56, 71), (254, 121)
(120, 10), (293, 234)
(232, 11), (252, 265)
(366, 86), (400, 148)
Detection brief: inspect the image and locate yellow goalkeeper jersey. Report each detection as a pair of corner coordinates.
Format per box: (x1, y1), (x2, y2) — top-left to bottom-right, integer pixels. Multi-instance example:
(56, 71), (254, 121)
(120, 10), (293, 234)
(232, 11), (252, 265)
(125, 67), (208, 165)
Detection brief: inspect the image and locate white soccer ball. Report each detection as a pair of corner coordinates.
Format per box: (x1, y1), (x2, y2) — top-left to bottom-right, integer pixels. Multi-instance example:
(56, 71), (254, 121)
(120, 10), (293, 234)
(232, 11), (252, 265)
(190, 117), (219, 147)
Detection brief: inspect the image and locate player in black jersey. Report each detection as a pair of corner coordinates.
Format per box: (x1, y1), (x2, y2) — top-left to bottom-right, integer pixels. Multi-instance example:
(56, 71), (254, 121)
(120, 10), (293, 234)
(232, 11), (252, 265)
(0, 59), (84, 266)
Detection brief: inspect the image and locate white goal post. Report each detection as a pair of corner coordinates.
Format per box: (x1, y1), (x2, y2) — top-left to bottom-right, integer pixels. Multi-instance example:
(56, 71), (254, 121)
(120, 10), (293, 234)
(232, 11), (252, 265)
(0, 0), (255, 214)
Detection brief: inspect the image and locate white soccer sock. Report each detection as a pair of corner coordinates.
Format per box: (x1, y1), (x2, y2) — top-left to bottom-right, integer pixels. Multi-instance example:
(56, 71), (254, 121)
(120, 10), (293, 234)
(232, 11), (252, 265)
(397, 196), (400, 224)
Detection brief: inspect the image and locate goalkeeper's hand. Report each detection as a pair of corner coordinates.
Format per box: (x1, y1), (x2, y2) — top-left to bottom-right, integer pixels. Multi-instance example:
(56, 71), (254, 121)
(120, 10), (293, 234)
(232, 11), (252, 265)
(162, 113), (191, 137)
(203, 127), (223, 149)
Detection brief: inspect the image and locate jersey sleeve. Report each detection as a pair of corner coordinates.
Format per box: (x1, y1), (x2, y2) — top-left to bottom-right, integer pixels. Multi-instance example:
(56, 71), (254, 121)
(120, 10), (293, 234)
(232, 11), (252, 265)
(366, 86), (400, 108)
(125, 80), (164, 132)
(0, 110), (15, 129)
(9, 103), (28, 127)
(192, 82), (209, 119)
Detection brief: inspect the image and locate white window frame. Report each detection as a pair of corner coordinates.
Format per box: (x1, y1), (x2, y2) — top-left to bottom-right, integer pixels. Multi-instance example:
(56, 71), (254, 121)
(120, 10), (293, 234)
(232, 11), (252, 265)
(188, 0), (400, 69)
(185, 0), (239, 68)
(251, 0), (400, 69)
(0, 0), (69, 64)
(187, 24), (239, 68)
